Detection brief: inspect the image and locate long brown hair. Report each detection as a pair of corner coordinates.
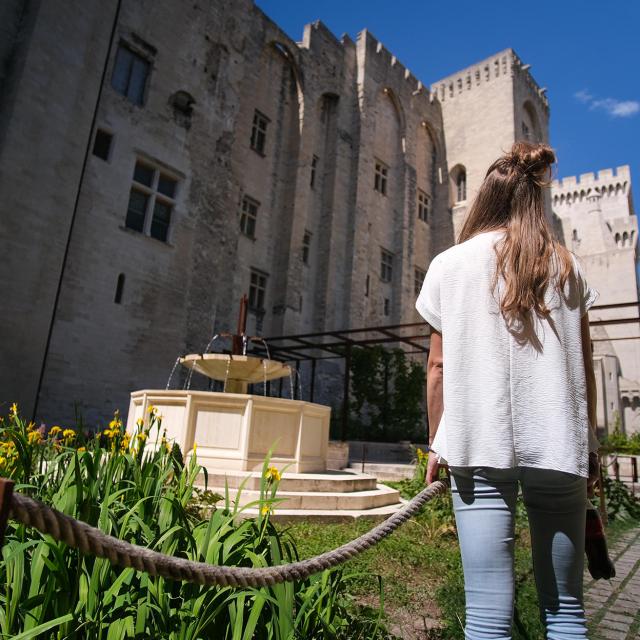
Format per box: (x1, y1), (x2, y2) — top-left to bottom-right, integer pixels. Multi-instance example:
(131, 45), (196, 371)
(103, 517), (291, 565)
(457, 141), (574, 330)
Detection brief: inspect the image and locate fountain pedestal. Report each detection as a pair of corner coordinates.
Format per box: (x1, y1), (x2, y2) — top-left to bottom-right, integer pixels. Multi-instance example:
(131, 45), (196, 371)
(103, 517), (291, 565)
(127, 389), (330, 473)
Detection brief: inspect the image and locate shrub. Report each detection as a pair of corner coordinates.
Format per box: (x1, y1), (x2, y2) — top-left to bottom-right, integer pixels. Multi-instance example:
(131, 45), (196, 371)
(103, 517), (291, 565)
(0, 405), (390, 639)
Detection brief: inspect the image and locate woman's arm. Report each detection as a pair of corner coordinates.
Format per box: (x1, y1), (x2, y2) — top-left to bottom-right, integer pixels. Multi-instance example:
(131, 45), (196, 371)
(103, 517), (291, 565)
(581, 312), (598, 444)
(426, 329), (444, 445)
(425, 328), (445, 484)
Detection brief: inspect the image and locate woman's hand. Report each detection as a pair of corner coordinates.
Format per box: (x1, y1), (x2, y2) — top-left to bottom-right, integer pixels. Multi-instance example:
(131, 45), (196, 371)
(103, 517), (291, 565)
(587, 452), (600, 498)
(426, 451), (449, 485)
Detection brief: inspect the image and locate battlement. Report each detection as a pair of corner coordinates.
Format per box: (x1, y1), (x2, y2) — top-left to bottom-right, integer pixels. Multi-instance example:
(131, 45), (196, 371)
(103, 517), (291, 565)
(429, 48), (549, 110)
(356, 29), (431, 99)
(551, 165), (631, 192)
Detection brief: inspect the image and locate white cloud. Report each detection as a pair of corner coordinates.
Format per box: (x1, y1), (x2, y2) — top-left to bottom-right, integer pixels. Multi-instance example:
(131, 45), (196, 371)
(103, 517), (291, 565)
(590, 98), (640, 118)
(574, 88), (639, 118)
(574, 89), (593, 103)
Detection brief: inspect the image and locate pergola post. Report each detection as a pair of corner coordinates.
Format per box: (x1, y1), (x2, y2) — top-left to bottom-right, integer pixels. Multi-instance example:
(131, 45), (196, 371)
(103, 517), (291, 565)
(310, 358), (316, 403)
(341, 343), (351, 442)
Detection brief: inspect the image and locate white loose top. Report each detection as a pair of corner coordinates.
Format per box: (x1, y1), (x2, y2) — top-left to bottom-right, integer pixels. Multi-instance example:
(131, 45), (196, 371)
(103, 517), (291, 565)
(415, 229), (600, 478)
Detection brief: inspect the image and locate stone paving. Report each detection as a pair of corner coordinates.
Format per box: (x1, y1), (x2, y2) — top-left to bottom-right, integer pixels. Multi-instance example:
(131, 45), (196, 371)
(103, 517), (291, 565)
(584, 525), (640, 640)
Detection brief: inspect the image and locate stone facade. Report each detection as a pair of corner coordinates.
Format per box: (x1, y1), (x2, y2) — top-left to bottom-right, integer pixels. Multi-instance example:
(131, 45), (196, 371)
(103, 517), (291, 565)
(0, 0), (634, 433)
(552, 168), (639, 435)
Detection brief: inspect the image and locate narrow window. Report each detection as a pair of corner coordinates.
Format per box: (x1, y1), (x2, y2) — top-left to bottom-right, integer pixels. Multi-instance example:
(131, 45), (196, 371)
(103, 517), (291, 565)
(374, 160), (388, 195)
(111, 43), (151, 106)
(417, 190), (431, 222)
(250, 110), (269, 155)
(383, 298), (390, 316)
(125, 188), (149, 232)
(240, 196), (259, 238)
(310, 155), (319, 188)
(124, 159), (178, 243)
(522, 121), (530, 141)
(365, 274), (370, 297)
(249, 269), (268, 311)
(456, 170), (467, 202)
(380, 249), (393, 283)
(414, 267), (426, 296)
(114, 273), (125, 304)
(93, 129), (113, 161)
(302, 230), (311, 264)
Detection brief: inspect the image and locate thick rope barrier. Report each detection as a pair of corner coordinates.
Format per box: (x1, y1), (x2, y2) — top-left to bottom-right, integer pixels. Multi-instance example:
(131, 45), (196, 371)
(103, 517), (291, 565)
(5, 478), (450, 588)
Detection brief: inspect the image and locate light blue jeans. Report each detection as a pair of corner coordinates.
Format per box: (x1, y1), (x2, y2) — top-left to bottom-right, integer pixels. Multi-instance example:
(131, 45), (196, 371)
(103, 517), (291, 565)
(450, 466), (588, 639)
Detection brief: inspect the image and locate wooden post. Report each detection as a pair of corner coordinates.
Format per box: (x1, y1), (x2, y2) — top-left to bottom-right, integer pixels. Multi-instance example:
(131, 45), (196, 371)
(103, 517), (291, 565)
(0, 478), (15, 546)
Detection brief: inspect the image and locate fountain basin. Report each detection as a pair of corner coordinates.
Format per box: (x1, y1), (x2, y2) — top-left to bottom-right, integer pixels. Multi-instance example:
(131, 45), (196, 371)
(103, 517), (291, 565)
(179, 353), (291, 394)
(127, 389), (330, 473)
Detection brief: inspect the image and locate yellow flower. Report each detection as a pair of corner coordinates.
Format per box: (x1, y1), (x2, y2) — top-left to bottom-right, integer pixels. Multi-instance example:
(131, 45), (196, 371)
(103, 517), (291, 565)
(77, 446), (86, 453)
(136, 418), (144, 428)
(27, 421), (36, 432)
(136, 432), (147, 442)
(120, 435), (130, 452)
(0, 456), (6, 466)
(261, 504), (272, 516)
(147, 405), (156, 415)
(10, 402), (18, 417)
(28, 431), (42, 445)
(49, 426), (62, 437)
(193, 442), (197, 453)
(265, 466), (281, 482)
(63, 429), (75, 440)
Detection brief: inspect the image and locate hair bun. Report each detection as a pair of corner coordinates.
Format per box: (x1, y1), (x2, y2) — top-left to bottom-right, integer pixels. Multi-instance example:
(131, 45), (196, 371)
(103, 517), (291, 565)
(507, 141), (556, 183)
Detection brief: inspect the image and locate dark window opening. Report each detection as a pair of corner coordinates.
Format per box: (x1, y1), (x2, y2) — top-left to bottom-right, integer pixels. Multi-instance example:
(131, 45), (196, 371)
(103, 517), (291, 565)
(250, 110), (269, 155)
(240, 196), (259, 238)
(417, 190), (430, 222)
(456, 170), (467, 202)
(384, 298), (390, 316)
(374, 161), (388, 195)
(414, 267), (426, 296)
(124, 160), (178, 242)
(111, 43), (151, 106)
(302, 230), (311, 264)
(365, 274), (370, 297)
(380, 249), (393, 283)
(114, 273), (125, 304)
(125, 188), (148, 232)
(93, 129), (113, 161)
(249, 269), (268, 311)
(310, 155), (319, 188)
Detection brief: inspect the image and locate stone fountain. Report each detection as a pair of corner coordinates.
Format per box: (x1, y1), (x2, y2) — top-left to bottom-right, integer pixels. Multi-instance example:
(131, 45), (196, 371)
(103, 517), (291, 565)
(126, 296), (404, 521)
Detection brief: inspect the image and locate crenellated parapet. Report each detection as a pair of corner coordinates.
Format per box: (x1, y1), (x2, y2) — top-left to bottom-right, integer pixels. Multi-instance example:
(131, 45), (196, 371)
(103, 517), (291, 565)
(356, 29), (431, 100)
(429, 48), (549, 112)
(551, 165), (632, 207)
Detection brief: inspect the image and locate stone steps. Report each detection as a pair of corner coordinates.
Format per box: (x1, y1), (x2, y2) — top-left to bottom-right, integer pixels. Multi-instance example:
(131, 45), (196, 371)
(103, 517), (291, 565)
(198, 469), (377, 492)
(238, 500), (408, 523)
(194, 468), (405, 521)
(206, 483), (401, 511)
(346, 462), (416, 481)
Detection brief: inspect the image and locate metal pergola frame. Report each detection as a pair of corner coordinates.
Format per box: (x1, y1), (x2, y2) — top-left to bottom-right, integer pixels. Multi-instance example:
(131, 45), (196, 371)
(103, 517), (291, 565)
(248, 301), (640, 441)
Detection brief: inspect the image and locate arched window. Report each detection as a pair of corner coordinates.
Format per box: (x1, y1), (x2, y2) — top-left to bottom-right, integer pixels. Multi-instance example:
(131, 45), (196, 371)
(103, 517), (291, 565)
(456, 169), (467, 202)
(615, 232), (621, 247)
(572, 229), (579, 242)
(114, 273), (125, 304)
(623, 231), (629, 246)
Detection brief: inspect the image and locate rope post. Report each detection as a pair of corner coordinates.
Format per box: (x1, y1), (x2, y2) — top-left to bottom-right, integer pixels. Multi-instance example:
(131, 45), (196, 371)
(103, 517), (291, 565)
(0, 478), (15, 546)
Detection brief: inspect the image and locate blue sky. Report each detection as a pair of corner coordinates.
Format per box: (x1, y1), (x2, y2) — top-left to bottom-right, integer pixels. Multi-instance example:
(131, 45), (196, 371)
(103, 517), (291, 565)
(257, 0), (639, 199)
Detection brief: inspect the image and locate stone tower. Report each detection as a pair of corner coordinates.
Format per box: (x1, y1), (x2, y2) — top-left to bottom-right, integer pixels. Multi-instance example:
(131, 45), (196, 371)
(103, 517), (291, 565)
(430, 49), (551, 246)
(552, 167), (640, 436)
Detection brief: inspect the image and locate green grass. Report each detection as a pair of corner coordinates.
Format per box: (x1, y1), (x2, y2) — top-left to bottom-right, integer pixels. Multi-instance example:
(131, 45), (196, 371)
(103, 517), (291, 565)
(278, 475), (640, 640)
